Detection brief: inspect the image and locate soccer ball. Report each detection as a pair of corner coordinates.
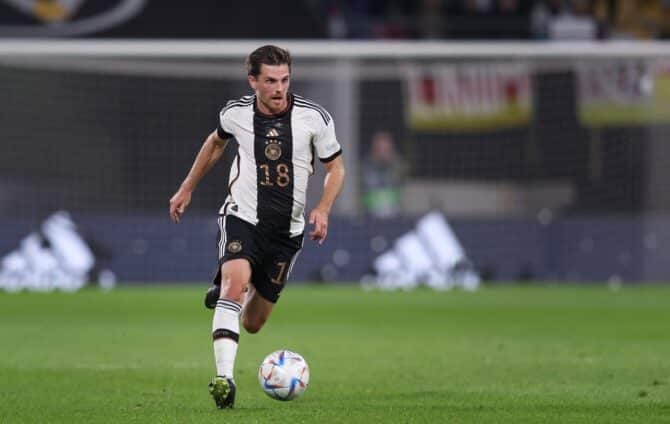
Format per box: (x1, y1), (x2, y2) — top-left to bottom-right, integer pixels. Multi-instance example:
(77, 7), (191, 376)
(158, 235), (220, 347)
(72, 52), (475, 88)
(258, 350), (310, 401)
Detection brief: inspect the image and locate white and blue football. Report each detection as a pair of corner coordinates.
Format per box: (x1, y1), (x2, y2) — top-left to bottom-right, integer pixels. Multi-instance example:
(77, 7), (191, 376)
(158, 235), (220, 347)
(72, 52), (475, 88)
(258, 350), (310, 401)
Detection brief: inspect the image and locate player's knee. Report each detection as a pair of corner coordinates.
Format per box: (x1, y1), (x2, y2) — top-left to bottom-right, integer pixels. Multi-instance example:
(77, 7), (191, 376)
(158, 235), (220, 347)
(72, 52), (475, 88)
(242, 314), (266, 334)
(219, 261), (250, 302)
(220, 273), (247, 303)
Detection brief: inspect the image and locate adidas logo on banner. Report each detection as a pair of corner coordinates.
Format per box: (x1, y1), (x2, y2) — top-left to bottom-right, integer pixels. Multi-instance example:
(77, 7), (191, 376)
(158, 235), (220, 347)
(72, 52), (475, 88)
(362, 212), (480, 291)
(0, 211), (116, 292)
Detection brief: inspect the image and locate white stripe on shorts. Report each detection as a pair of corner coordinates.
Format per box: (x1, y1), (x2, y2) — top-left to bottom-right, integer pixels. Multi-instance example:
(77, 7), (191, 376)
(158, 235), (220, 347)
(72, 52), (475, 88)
(217, 204), (229, 260)
(286, 237), (305, 279)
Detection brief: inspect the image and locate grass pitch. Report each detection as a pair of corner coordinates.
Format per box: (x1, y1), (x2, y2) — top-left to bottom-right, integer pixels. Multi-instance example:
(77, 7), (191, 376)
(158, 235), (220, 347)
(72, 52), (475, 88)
(1, 284), (669, 423)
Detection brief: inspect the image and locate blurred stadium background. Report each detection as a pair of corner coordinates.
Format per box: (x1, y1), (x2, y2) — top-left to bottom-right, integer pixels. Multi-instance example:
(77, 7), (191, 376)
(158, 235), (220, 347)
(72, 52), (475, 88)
(2, 0), (670, 287)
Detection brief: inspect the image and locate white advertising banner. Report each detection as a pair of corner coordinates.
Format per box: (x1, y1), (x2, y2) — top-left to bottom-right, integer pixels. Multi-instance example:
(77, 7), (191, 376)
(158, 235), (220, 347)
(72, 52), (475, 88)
(578, 59), (670, 127)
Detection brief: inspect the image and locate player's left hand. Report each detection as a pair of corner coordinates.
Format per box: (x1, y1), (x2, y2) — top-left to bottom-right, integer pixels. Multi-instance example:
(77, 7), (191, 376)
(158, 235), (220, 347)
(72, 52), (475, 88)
(308, 208), (329, 245)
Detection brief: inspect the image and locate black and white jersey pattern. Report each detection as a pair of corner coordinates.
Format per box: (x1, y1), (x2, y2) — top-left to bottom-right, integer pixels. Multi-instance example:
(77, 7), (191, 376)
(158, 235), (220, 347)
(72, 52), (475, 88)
(216, 93), (342, 237)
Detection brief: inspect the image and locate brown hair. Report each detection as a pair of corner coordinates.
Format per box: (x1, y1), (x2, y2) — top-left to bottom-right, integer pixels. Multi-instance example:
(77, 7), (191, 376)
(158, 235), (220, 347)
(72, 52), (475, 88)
(246, 45), (292, 77)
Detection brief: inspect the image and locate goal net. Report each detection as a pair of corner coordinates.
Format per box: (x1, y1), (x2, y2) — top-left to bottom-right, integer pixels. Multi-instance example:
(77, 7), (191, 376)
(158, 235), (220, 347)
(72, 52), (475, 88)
(1, 40), (669, 286)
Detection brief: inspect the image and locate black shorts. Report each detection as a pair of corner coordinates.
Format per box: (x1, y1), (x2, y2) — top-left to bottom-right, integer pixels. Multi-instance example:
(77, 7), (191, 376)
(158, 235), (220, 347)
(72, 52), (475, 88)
(212, 214), (303, 303)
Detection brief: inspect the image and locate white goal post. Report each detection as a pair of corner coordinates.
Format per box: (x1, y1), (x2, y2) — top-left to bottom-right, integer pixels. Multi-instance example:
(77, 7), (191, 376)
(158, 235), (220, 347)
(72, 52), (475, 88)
(1, 39), (670, 58)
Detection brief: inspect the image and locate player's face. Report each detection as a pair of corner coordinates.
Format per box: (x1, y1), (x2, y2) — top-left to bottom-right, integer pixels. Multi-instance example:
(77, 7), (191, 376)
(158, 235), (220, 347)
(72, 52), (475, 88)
(249, 64), (290, 115)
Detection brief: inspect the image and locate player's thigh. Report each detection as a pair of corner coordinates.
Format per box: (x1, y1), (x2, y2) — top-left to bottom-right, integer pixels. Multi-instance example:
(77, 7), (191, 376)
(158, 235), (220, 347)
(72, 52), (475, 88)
(242, 284), (275, 333)
(249, 233), (303, 304)
(215, 214), (262, 300)
(219, 258), (252, 301)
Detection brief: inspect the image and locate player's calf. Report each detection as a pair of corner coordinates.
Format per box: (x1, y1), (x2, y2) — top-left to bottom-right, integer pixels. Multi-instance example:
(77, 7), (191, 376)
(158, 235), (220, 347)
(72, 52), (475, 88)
(240, 287), (275, 334)
(241, 314), (267, 334)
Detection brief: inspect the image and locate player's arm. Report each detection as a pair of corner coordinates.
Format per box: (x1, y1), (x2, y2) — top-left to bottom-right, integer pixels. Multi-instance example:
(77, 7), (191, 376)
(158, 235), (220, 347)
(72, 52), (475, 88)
(169, 131), (229, 223)
(309, 155), (345, 244)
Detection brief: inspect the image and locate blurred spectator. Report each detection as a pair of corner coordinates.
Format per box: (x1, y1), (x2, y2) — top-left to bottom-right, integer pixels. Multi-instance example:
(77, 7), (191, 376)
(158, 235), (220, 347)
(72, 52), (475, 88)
(462, 0), (495, 14)
(326, 0), (374, 38)
(374, 2), (413, 39)
(372, 0), (413, 38)
(327, 3), (349, 38)
(594, 0), (670, 39)
(496, 0), (523, 15)
(322, 0), (670, 40)
(361, 131), (406, 218)
(531, 1), (551, 38)
(417, 0), (446, 39)
(451, 0), (530, 38)
(545, 0), (598, 40)
(531, 0), (564, 39)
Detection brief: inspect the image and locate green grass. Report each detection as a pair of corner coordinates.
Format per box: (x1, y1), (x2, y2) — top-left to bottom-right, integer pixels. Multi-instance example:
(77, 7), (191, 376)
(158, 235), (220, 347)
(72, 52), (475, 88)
(1, 285), (669, 423)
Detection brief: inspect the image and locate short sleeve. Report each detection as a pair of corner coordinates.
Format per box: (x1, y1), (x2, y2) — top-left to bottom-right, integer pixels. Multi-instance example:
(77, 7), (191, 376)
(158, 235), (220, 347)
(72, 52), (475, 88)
(313, 117), (342, 163)
(216, 108), (234, 140)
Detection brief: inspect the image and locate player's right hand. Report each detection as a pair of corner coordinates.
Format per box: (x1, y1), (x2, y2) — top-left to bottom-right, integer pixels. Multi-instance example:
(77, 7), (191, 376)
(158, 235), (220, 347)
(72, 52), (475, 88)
(169, 189), (192, 223)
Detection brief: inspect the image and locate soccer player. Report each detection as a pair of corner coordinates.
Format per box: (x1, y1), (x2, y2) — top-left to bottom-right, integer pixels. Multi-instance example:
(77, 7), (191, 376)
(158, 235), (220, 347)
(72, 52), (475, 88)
(168, 45), (345, 409)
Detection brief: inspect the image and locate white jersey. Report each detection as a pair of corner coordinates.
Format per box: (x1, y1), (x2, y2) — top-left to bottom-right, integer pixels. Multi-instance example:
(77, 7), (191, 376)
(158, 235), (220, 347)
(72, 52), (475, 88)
(216, 93), (342, 237)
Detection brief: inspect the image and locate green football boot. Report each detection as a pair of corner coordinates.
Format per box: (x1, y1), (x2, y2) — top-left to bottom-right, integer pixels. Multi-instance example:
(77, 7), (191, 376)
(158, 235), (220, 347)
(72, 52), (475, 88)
(208, 376), (236, 409)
